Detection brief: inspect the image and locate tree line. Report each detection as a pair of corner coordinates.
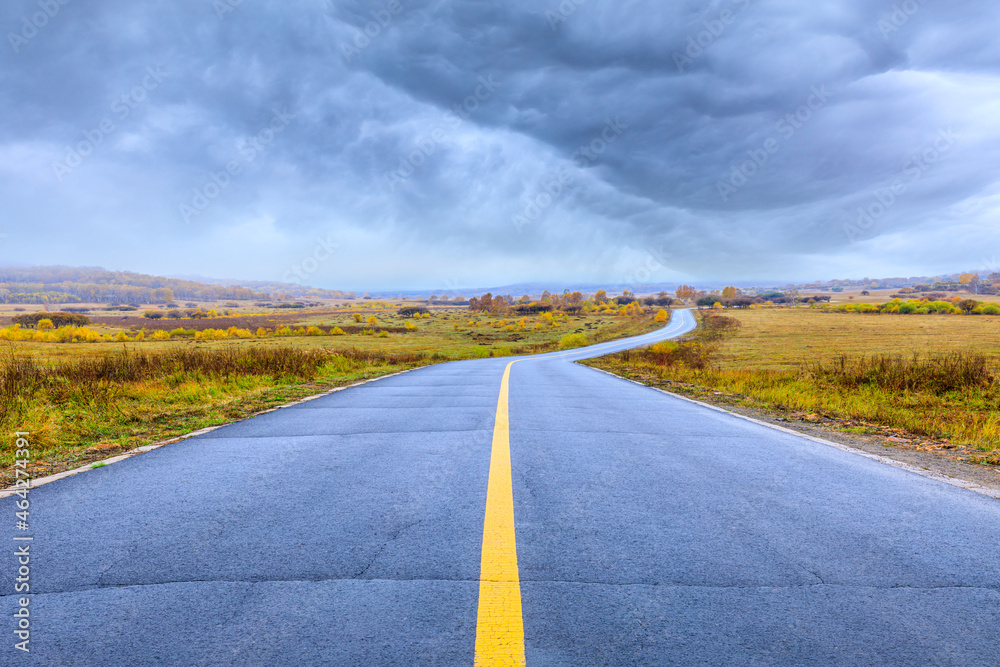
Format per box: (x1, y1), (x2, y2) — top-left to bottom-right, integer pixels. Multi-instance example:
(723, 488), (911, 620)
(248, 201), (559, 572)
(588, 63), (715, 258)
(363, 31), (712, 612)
(0, 266), (331, 304)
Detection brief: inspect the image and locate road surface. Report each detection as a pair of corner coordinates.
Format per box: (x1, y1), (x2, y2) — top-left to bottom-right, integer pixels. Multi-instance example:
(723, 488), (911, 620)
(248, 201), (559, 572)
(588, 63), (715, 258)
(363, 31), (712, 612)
(3, 309), (999, 665)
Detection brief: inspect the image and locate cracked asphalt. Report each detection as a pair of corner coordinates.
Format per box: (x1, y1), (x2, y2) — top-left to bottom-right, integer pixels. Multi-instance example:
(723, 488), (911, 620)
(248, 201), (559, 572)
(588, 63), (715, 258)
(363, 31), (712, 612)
(3, 309), (1000, 665)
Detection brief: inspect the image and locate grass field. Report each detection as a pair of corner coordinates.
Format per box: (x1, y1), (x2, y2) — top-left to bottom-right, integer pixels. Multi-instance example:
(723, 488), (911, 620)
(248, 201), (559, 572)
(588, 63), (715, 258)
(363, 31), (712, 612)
(0, 302), (662, 485)
(585, 307), (1000, 465)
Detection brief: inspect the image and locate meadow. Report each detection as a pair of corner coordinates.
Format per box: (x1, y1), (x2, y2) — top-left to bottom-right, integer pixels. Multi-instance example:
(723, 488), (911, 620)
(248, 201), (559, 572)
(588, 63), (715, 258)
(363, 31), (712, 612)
(0, 298), (663, 484)
(586, 307), (1000, 464)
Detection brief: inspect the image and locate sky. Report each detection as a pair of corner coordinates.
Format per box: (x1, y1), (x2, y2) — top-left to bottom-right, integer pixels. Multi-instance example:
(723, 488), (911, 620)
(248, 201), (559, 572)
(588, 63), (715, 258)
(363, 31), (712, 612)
(2, 0), (999, 291)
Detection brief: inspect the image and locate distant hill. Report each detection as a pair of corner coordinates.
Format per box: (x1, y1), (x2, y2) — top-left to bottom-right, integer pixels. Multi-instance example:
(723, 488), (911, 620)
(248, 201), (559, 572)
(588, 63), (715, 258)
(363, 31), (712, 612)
(0, 266), (354, 304)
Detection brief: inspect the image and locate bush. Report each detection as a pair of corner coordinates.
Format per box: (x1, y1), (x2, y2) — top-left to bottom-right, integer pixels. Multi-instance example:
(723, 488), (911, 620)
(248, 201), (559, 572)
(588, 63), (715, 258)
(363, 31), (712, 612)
(622, 339), (716, 370)
(512, 303), (552, 314)
(958, 299), (979, 314)
(558, 333), (590, 349)
(12, 312), (91, 328)
(699, 313), (741, 338)
(726, 297), (755, 309)
(696, 295), (719, 308)
(144, 311), (165, 319)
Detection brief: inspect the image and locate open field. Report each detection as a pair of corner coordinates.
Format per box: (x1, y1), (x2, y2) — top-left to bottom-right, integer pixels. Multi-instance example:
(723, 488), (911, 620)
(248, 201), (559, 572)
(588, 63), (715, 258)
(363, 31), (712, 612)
(0, 301), (663, 485)
(585, 307), (1000, 465)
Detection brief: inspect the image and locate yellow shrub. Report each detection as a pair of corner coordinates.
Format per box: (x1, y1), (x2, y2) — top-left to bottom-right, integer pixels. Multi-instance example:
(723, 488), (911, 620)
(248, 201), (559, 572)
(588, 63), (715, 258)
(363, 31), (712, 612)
(150, 330), (171, 341)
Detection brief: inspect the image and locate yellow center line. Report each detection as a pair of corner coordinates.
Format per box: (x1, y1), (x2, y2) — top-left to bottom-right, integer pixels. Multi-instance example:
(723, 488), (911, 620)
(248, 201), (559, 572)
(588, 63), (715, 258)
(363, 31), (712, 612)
(475, 360), (526, 666)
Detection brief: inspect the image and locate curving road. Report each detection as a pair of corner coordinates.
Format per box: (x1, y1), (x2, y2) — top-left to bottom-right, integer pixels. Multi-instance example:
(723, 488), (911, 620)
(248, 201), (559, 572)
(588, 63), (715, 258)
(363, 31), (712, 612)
(3, 309), (1000, 665)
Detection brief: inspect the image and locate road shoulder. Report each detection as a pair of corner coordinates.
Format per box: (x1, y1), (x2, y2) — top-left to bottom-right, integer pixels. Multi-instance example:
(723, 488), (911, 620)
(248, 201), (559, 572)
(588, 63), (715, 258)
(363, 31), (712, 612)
(585, 366), (1000, 500)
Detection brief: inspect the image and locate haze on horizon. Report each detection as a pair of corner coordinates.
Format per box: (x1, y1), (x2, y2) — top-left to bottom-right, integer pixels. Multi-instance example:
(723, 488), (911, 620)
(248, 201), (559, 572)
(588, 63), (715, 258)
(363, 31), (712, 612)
(2, 0), (998, 291)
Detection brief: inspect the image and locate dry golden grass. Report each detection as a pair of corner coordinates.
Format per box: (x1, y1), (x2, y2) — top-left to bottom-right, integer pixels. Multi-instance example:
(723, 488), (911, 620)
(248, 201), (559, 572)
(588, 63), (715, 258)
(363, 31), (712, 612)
(587, 307), (1000, 462)
(712, 308), (1000, 370)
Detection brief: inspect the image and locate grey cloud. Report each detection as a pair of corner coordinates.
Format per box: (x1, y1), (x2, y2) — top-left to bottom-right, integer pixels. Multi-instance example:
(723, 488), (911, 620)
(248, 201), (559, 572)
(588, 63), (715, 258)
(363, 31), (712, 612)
(1, 0), (998, 288)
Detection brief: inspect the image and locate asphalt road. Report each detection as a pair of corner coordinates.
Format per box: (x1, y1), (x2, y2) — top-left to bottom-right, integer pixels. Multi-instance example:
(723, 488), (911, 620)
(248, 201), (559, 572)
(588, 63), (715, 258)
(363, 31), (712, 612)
(3, 309), (1000, 665)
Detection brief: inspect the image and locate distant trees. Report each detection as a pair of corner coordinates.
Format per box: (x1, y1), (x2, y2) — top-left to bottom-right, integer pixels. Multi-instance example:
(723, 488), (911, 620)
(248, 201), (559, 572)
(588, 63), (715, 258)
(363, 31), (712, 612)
(0, 266), (354, 304)
(641, 294), (674, 307)
(469, 293), (509, 314)
(959, 273), (980, 294)
(695, 295), (718, 309)
(675, 285), (696, 300)
(12, 312), (90, 328)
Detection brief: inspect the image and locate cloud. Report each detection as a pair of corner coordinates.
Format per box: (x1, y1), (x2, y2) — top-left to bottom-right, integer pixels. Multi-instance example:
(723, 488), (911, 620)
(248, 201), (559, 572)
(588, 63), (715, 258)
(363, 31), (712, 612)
(1, 0), (998, 289)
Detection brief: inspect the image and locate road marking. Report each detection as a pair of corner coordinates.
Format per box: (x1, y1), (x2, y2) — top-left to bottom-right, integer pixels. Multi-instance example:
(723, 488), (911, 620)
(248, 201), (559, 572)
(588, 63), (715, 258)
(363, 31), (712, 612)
(475, 360), (526, 666)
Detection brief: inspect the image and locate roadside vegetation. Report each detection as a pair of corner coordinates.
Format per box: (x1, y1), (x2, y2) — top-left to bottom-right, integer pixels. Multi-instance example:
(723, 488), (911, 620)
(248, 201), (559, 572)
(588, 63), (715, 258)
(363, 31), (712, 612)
(0, 346), (424, 486)
(585, 308), (1000, 466)
(819, 297), (1000, 316)
(0, 290), (665, 484)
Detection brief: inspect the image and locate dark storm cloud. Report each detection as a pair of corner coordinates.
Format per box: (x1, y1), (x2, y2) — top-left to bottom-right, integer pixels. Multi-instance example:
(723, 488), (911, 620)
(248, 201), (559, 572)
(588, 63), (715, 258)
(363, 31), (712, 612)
(1, 0), (998, 289)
